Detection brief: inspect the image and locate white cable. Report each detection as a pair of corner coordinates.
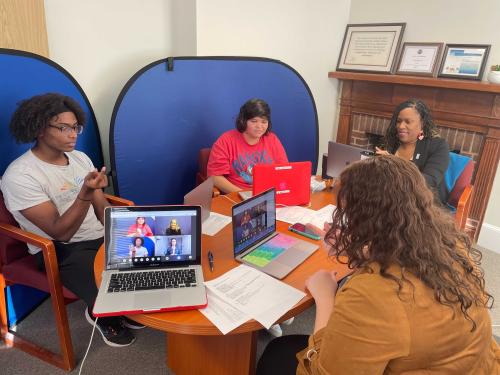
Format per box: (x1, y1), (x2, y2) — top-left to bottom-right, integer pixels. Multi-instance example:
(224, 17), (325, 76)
(221, 194), (237, 204)
(78, 317), (98, 375)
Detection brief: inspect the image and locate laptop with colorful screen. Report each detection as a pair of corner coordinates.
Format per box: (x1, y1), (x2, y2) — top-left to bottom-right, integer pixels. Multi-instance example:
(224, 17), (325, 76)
(232, 188), (318, 279)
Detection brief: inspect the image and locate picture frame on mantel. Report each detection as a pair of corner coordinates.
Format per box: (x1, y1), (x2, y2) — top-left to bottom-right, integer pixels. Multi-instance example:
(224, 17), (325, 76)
(395, 42), (444, 77)
(438, 44), (491, 80)
(336, 23), (406, 74)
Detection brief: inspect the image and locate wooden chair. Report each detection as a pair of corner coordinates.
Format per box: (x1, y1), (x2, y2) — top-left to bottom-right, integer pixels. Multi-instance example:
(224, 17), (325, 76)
(197, 147), (220, 197)
(0, 193), (133, 371)
(445, 154), (475, 231)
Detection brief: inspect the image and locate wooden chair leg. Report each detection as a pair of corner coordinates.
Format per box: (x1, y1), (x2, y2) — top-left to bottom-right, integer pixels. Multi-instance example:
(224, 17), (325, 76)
(0, 274), (75, 371)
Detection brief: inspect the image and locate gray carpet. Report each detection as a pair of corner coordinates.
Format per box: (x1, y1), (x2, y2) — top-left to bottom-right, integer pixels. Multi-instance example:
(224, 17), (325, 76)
(1, 247), (499, 375)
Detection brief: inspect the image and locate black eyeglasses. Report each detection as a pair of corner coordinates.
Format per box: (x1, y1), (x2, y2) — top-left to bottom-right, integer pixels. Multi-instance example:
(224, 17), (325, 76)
(47, 124), (84, 135)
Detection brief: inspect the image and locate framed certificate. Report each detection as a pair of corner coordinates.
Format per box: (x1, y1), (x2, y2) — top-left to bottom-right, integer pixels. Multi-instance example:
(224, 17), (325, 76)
(395, 42), (443, 77)
(336, 23), (406, 73)
(438, 44), (491, 80)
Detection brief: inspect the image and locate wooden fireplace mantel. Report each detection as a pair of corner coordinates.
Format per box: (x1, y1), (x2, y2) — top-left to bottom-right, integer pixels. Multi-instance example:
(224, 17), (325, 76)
(329, 71), (500, 240)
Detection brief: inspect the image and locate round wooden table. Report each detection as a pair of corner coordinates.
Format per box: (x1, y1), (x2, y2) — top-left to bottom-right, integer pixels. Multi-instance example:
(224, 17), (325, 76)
(94, 189), (350, 374)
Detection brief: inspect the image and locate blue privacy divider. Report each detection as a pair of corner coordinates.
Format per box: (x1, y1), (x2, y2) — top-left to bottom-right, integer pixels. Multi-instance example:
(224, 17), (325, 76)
(0, 49), (103, 175)
(110, 57), (318, 205)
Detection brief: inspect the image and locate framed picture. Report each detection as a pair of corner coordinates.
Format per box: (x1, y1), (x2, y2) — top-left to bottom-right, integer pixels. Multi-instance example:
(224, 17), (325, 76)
(336, 23), (406, 73)
(395, 42), (444, 77)
(438, 44), (491, 80)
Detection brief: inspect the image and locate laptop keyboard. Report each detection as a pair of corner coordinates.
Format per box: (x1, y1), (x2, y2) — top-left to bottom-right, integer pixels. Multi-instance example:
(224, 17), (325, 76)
(107, 269), (198, 293)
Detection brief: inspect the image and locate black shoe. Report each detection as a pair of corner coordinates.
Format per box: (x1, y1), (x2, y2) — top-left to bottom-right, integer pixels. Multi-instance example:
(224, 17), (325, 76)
(122, 316), (146, 330)
(85, 308), (135, 347)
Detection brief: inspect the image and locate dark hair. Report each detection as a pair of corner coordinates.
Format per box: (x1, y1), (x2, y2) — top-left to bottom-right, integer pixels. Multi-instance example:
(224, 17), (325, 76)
(384, 98), (439, 153)
(235, 98), (272, 135)
(325, 155), (492, 330)
(136, 217), (145, 224)
(9, 93), (86, 143)
(133, 237), (144, 246)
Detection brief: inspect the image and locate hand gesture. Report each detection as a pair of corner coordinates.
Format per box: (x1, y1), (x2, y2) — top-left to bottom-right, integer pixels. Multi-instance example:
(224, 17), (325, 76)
(375, 147), (390, 156)
(84, 167), (108, 190)
(305, 270), (338, 305)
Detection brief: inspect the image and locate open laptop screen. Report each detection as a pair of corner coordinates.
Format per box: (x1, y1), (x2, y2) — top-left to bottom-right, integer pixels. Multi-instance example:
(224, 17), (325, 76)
(104, 205), (201, 270)
(232, 188), (276, 255)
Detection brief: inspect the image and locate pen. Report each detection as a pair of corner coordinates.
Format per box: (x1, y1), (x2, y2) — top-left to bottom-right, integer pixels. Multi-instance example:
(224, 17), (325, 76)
(208, 251), (214, 272)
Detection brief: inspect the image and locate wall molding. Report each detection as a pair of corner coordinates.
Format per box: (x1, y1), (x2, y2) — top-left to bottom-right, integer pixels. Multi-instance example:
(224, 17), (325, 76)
(478, 223), (500, 255)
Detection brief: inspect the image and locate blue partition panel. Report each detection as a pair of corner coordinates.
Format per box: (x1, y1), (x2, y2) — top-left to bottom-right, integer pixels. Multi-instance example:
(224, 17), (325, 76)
(111, 57), (318, 205)
(0, 49), (104, 174)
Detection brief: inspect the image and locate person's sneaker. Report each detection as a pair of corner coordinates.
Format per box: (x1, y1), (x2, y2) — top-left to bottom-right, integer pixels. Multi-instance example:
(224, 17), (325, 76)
(85, 308), (135, 347)
(122, 316), (145, 330)
(267, 324), (283, 337)
(282, 317), (295, 326)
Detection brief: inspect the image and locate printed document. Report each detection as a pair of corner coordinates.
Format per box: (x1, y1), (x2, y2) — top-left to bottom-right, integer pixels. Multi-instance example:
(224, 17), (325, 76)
(202, 212), (232, 236)
(204, 265), (306, 329)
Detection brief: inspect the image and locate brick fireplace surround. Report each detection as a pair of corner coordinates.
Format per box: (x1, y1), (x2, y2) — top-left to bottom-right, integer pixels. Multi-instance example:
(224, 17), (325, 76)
(329, 71), (500, 240)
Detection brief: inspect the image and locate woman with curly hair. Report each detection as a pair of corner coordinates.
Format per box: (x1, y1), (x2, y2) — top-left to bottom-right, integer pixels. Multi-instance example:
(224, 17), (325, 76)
(257, 156), (499, 374)
(376, 98), (450, 204)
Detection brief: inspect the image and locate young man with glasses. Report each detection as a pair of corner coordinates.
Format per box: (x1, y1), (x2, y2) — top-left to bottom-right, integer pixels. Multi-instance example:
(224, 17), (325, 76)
(1, 93), (143, 347)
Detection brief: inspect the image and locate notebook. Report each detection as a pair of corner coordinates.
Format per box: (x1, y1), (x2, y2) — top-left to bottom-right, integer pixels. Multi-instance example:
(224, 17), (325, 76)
(184, 177), (214, 223)
(326, 141), (367, 178)
(252, 161), (312, 206)
(232, 188), (318, 279)
(93, 205), (207, 317)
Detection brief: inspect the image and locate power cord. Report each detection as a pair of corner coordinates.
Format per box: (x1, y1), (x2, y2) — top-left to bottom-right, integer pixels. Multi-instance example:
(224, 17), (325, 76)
(221, 194), (238, 204)
(78, 317), (98, 375)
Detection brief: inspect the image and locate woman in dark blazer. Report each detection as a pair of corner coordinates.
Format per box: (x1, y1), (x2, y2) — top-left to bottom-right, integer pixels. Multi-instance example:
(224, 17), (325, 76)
(376, 98), (449, 204)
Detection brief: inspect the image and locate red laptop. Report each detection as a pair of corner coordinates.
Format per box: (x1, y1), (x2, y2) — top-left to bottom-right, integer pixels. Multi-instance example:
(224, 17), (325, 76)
(253, 161), (311, 206)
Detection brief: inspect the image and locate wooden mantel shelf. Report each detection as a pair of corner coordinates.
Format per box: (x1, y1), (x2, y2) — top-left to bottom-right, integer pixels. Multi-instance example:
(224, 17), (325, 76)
(329, 71), (500, 94)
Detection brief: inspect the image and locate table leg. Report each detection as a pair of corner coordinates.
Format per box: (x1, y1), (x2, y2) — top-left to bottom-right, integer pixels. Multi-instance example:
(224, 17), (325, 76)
(167, 331), (257, 375)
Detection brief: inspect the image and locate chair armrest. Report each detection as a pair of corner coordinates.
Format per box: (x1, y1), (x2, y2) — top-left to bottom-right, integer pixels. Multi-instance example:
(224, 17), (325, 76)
(104, 194), (134, 206)
(455, 185), (473, 231)
(0, 222), (62, 290)
(0, 222), (54, 252)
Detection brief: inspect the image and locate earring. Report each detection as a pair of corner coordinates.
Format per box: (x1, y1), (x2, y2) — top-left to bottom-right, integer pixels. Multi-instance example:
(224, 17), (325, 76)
(418, 131), (424, 141)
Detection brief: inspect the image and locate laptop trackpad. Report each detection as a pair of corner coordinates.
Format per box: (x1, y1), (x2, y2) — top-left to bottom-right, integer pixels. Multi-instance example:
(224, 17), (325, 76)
(134, 293), (170, 310)
(278, 249), (310, 267)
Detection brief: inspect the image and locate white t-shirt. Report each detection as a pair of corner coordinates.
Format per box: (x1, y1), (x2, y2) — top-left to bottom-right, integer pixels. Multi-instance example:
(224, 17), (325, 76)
(1, 150), (104, 254)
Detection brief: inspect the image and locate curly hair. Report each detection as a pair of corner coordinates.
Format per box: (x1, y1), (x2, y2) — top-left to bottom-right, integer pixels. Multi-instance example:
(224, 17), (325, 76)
(235, 98), (272, 135)
(9, 93), (86, 143)
(384, 98), (440, 153)
(133, 237), (144, 247)
(325, 155), (492, 330)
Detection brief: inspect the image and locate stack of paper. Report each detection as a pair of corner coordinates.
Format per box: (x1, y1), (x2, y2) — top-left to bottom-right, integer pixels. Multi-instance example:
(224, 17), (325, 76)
(200, 265), (306, 334)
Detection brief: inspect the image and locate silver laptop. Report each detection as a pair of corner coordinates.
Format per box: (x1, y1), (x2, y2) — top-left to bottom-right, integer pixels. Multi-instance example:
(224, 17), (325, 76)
(93, 205), (207, 317)
(232, 188), (318, 279)
(326, 141), (370, 178)
(184, 177), (214, 223)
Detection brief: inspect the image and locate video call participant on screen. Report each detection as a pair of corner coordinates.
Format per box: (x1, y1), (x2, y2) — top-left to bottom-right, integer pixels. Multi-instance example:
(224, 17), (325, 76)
(127, 216), (153, 237)
(375, 98), (450, 204)
(257, 155), (500, 374)
(165, 218), (181, 235)
(164, 238), (181, 256)
(207, 98), (288, 193)
(0, 93), (142, 347)
(129, 237), (149, 258)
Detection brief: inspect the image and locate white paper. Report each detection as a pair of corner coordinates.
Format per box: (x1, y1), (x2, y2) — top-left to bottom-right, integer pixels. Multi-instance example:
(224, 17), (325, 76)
(199, 289), (250, 335)
(308, 204), (336, 229)
(276, 206), (316, 224)
(202, 212), (232, 236)
(276, 204), (336, 229)
(204, 265), (306, 329)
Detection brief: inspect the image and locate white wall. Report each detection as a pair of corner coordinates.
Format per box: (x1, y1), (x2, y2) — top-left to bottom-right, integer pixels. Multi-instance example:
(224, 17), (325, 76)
(196, 0), (351, 172)
(44, 0), (174, 168)
(349, 0), (500, 248)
